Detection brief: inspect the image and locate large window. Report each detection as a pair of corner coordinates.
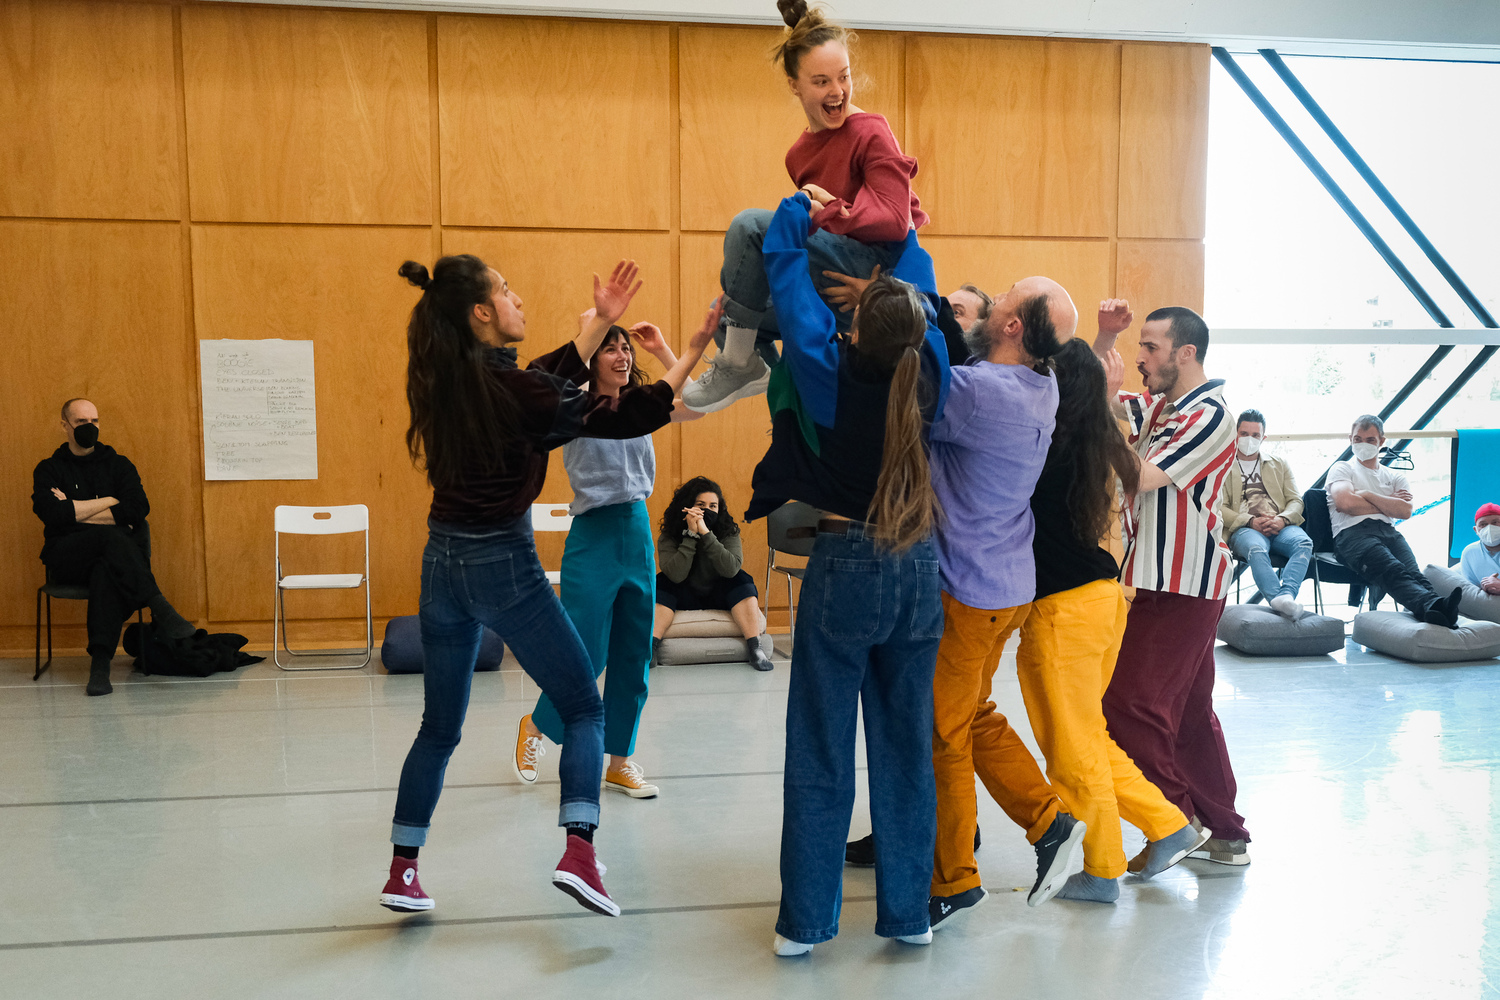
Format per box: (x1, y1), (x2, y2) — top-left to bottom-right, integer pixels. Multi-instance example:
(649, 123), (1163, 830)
(1204, 55), (1500, 561)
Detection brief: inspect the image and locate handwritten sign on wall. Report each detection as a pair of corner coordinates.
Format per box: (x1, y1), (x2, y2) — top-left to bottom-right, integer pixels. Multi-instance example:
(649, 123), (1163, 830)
(199, 339), (318, 481)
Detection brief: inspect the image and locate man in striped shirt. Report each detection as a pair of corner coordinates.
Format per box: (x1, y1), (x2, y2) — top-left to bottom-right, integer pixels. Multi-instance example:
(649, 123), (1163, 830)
(1093, 302), (1252, 868)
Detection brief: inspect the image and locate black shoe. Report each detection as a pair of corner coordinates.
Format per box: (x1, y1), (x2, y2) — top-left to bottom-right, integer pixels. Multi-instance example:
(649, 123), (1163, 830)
(845, 834), (875, 867)
(1028, 812), (1086, 907)
(929, 886), (988, 931)
(746, 637), (774, 672)
(86, 659), (113, 697)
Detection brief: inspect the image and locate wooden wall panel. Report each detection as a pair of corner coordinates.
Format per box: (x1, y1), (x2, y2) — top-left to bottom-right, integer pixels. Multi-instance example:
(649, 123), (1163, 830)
(181, 6), (431, 225)
(923, 237), (1114, 330)
(0, 1), (179, 220)
(439, 17), (671, 230)
(0, 220), (204, 628)
(909, 37), (1120, 238)
(1114, 239), (1206, 391)
(678, 27), (905, 233)
(1119, 43), (1210, 239)
(192, 225), (433, 621)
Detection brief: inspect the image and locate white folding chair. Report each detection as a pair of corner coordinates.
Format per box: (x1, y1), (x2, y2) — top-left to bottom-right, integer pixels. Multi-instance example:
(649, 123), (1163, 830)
(274, 504), (372, 670)
(531, 503), (574, 586)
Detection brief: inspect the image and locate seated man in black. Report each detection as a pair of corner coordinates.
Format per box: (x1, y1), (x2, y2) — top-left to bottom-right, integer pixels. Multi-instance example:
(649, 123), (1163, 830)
(32, 398), (196, 696)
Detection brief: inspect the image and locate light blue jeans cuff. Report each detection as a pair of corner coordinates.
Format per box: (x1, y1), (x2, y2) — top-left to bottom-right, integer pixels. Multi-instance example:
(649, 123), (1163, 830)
(559, 799), (601, 828)
(391, 821), (428, 848)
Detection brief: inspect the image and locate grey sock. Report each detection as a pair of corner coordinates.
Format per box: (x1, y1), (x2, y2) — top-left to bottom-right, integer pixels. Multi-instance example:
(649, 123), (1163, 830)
(1055, 871), (1118, 903)
(1143, 823), (1200, 878)
(147, 594), (196, 639)
(719, 324), (758, 367)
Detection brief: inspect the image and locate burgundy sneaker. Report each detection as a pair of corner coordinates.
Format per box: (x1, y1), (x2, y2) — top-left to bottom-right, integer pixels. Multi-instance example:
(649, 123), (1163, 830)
(552, 834), (620, 917)
(380, 857), (435, 912)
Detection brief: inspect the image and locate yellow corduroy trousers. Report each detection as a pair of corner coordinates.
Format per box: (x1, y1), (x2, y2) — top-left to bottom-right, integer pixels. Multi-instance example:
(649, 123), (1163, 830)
(931, 593), (1061, 896)
(1015, 578), (1187, 878)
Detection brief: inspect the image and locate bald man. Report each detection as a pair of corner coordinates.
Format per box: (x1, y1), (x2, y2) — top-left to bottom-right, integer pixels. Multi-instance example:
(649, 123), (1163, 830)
(909, 276), (1091, 928)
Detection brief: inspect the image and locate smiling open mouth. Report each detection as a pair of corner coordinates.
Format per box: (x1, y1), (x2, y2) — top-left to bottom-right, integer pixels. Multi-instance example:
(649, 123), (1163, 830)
(823, 98), (845, 116)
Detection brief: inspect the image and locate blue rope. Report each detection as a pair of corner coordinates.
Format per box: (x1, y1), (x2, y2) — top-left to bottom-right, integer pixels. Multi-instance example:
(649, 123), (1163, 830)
(1394, 495), (1450, 524)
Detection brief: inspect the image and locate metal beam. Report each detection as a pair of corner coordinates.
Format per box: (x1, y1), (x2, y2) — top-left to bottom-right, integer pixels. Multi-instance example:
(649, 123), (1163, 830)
(1259, 49), (1499, 330)
(1309, 345), (1452, 489)
(1388, 346), (1499, 453)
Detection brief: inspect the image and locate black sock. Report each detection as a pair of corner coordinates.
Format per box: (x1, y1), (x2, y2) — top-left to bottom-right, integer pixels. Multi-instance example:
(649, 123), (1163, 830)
(147, 594), (196, 639)
(745, 635), (761, 652)
(564, 823), (596, 844)
(1445, 587), (1463, 620)
(393, 845), (419, 861)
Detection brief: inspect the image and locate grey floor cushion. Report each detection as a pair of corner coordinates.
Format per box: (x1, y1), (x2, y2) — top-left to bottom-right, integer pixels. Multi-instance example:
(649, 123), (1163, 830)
(381, 614), (504, 673)
(1352, 610), (1500, 663)
(1424, 563), (1500, 624)
(1216, 603), (1346, 656)
(656, 610), (769, 666)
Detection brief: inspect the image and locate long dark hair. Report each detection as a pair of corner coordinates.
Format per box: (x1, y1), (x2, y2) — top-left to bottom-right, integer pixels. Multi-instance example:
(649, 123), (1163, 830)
(1051, 338), (1140, 545)
(855, 275), (941, 552)
(660, 476), (740, 540)
(399, 256), (521, 490)
(589, 326), (647, 389)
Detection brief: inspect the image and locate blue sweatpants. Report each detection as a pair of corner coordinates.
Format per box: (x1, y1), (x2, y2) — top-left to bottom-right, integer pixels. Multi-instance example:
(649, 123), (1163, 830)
(532, 500), (655, 758)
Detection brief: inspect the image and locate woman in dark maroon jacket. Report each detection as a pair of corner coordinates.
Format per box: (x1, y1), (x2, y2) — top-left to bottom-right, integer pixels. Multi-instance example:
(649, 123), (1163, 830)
(379, 254), (719, 919)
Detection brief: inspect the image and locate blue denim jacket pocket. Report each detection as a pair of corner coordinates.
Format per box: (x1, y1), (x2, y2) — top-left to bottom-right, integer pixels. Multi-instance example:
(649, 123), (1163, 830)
(820, 557), (883, 641)
(909, 559), (944, 639)
(456, 552), (519, 612)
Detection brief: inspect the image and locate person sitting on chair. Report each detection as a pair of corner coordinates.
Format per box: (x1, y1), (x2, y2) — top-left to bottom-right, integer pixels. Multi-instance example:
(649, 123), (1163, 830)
(1220, 408), (1314, 619)
(31, 398), (197, 696)
(653, 477), (773, 671)
(1460, 503), (1500, 595)
(1326, 414), (1461, 628)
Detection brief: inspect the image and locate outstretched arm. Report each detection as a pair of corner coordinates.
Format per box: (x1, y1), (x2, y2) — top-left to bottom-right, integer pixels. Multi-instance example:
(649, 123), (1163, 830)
(764, 193), (841, 426)
(657, 298), (724, 396)
(573, 260), (643, 365)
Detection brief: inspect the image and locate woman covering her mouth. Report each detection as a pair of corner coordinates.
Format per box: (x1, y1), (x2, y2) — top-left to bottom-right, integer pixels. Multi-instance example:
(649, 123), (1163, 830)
(680, 0), (930, 415)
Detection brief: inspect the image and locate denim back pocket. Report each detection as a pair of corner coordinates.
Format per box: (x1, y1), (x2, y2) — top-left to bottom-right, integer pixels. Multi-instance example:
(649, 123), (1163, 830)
(418, 554), (439, 609)
(909, 559), (944, 639)
(456, 552), (518, 613)
(820, 557), (883, 641)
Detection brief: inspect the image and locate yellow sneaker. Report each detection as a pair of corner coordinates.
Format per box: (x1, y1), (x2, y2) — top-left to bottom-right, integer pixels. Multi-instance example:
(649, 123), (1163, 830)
(514, 715), (545, 784)
(604, 760), (659, 799)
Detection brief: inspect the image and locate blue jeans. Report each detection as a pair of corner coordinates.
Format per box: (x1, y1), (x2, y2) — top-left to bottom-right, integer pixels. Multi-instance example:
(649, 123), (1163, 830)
(1229, 524), (1313, 600)
(533, 501), (654, 758)
(391, 517), (606, 846)
(719, 208), (903, 366)
(777, 523), (942, 944)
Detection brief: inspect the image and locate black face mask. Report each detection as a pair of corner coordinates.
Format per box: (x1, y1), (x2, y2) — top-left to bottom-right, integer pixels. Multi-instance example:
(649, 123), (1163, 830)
(697, 508), (719, 532)
(73, 423), (99, 449)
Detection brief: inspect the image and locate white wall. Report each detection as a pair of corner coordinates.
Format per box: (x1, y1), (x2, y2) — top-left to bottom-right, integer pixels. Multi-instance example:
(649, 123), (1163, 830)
(212, 0), (1500, 60)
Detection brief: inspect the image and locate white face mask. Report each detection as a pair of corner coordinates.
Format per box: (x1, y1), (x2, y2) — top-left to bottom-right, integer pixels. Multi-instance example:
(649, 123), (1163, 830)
(1237, 434), (1262, 456)
(1480, 524), (1500, 547)
(1350, 441), (1381, 462)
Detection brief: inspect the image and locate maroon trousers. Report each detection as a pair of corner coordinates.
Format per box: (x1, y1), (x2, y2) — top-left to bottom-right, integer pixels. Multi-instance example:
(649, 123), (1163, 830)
(1102, 589), (1250, 842)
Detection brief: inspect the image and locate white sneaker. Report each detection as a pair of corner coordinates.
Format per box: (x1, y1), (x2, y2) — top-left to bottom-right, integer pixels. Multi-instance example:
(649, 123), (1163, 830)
(681, 353), (771, 413)
(896, 930), (933, 945)
(773, 933), (813, 957)
(1269, 595), (1305, 620)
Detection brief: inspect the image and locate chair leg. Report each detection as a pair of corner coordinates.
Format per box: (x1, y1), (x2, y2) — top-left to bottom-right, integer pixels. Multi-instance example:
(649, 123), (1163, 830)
(34, 589), (47, 681)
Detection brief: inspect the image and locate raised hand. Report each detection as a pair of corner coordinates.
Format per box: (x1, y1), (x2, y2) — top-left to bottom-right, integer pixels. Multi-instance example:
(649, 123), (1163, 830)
(684, 507), (707, 536)
(593, 260), (643, 324)
(1098, 298), (1134, 336)
(1102, 348), (1125, 398)
(628, 321), (666, 355)
(820, 264), (880, 314)
(688, 296), (725, 354)
(577, 307), (598, 337)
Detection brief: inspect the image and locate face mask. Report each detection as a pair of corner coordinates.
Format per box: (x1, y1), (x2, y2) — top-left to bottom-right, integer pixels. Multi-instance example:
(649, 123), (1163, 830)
(1350, 442), (1380, 462)
(1480, 525), (1500, 547)
(1237, 434), (1262, 456)
(73, 423), (99, 449)
(697, 509), (719, 532)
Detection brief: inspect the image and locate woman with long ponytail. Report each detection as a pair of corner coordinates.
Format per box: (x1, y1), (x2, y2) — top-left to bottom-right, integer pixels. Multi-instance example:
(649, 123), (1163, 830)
(380, 254), (718, 919)
(744, 190), (950, 956)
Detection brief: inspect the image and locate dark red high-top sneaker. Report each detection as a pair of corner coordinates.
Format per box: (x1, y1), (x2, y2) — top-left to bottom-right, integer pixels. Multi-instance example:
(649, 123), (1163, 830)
(380, 856), (435, 912)
(552, 835), (620, 917)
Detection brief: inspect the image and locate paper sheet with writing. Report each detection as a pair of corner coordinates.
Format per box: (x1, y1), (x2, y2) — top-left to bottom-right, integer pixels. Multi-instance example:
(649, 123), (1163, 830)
(200, 340), (318, 480)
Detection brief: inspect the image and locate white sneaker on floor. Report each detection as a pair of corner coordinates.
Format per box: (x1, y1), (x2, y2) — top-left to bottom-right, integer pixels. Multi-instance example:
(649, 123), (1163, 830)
(896, 930), (933, 945)
(774, 933), (813, 957)
(1269, 595), (1305, 620)
(681, 353), (771, 413)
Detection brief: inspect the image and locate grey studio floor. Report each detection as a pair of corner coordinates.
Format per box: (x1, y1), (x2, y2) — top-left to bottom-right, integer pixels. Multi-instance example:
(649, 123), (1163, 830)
(4, 629), (1500, 1000)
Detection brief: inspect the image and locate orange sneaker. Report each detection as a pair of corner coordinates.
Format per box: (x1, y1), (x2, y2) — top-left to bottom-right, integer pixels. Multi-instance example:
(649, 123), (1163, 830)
(604, 760), (659, 798)
(514, 715), (545, 784)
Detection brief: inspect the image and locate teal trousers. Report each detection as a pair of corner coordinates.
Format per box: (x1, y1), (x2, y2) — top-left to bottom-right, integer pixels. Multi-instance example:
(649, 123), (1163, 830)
(532, 501), (655, 758)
